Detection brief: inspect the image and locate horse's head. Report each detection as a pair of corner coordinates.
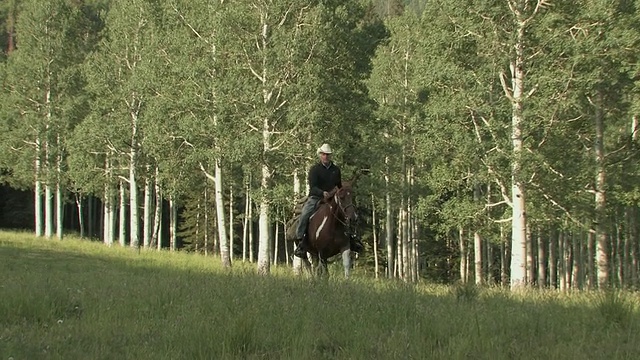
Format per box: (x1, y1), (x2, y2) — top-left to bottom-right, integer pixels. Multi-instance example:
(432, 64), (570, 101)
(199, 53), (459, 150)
(333, 182), (357, 225)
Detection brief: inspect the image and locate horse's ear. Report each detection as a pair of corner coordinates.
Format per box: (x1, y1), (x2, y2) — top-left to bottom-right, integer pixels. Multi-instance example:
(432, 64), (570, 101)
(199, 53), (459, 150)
(350, 168), (370, 183)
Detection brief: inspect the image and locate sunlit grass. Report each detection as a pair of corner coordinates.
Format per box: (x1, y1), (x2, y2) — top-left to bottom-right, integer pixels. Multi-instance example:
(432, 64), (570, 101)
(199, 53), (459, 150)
(1, 230), (639, 359)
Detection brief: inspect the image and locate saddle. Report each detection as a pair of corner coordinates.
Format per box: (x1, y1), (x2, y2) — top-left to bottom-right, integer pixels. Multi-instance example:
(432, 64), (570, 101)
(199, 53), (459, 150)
(285, 195), (324, 242)
(285, 196), (304, 241)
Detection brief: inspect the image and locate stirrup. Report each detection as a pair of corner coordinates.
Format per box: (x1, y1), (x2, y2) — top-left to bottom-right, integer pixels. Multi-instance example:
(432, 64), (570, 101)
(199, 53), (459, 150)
(294, 242), (307, 257)
(350, 239), (364, 253)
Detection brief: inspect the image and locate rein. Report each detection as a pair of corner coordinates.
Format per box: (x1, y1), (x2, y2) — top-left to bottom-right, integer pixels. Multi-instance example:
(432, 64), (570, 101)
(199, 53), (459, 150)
(332, 191), (355, 227)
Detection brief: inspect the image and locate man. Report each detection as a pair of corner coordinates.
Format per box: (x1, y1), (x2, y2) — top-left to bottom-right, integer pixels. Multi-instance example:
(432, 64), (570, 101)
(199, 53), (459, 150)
(293, 143), (364, 258)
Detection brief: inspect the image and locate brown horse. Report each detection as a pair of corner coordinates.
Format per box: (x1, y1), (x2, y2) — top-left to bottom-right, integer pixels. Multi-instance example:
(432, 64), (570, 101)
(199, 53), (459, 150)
(302, 180), (358, 278)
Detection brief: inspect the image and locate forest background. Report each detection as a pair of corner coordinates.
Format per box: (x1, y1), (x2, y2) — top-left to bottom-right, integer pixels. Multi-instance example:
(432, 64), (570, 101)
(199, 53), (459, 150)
(1, 0), (639, 290)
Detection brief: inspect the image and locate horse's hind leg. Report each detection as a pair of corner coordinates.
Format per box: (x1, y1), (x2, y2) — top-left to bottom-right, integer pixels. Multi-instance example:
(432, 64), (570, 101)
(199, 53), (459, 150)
(342, 249), (352, 278)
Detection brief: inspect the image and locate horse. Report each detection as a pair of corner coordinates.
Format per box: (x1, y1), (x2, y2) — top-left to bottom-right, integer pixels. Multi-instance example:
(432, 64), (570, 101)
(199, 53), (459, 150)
(301, 180), (358, 278)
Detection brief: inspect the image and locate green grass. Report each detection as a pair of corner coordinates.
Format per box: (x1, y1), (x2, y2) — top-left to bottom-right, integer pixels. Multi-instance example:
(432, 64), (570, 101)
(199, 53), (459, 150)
(1, 230), (639, 359)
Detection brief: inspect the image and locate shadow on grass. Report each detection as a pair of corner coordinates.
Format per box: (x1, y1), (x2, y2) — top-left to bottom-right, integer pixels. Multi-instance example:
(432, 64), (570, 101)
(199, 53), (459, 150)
(1, 239), (639, 360)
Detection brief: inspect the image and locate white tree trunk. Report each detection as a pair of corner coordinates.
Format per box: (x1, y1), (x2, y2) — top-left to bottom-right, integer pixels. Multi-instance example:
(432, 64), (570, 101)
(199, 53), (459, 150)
(129, 106), (140, 248)
(203, 187), (208, 255)
(103, 177), (114, 247)
(372, 194), (379, 279)
(143, 172), (152, 248)
(292, 170), (303, 275)
(474, 185), (483, 285)
(395, 205), (404, 280)
(151, 169), (162, 249)
(156, 174), (163, 250)
(34, 141), (43, 237)
(508, 18), (528, 290)
(386, 188), (394, 278)
(44, 85), (53, 239)
(75, 194), (84, 238)
(401, 201), (409, 282)
(273, 220), (279, 266)
(215, 159), (231, 267)
(550, 229), (558, 288)
(229, 185), (234, 264)
(413, 223), (419, 282)
(55, 140), (63, 240)
(594, 93), (609, 287)
(119, 181), (126, 246)
(460, 227), (467, 283)
(45, 184), (53, 238)
(474, 231), (483, 285)
(103, 192), (110, 245)
(170, 197), (177, 251)
(243, 180), (249, 262)
(558, 231), (565, 291)
(257, 162), (271, 275)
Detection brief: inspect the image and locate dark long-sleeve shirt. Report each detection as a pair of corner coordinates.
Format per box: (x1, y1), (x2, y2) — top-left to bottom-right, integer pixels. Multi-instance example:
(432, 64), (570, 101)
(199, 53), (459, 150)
(308, 162), (341, 198)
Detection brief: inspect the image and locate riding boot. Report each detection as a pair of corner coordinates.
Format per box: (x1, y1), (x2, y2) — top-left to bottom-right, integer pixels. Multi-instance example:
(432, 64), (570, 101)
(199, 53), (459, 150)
(350, 234), (364, 253)
(294, 238), (307, 258)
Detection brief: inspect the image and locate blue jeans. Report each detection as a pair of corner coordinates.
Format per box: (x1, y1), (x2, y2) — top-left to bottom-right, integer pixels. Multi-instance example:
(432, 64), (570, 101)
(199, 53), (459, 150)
(295, 196), (320, 240)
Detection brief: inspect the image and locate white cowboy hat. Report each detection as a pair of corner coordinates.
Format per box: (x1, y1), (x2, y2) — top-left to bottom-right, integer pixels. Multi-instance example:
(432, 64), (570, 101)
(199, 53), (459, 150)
(317, 143), (333, 154)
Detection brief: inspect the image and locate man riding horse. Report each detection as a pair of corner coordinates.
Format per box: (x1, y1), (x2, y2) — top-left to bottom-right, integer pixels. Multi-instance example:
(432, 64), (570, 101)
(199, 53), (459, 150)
(293, 143), (364, 258)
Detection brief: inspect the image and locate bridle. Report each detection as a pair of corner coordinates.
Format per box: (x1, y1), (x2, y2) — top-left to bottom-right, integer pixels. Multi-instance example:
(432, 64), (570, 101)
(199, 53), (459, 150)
(332, 188), (356, 227)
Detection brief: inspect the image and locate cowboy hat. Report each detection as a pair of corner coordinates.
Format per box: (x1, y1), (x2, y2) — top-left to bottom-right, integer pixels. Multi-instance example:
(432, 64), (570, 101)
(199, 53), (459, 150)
(317, 143), (333, 154)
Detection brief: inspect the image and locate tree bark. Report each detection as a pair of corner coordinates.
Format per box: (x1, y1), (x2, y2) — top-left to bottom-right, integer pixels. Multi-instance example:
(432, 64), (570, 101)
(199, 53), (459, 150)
(629, 207), (639, 288)
(75, 194), (84, 238)
(573, 231), (582, 290)
(537, 229), (546, 288)
(103, 160), (114, 246)
(372, 194), (379, 279)
(151, 168), (162, 249)
(55, 134), (63, 240)
(257, 162), (271, 275)
(229, 185), (234, 264)
(559, 231), (566, 291)
(215, 159), (231, 267)
(143, 171), (152, 248)
(129, 104), (140, 249)
(243, 179), (250, 262)
(588, 229), (596, 289)
(396, 206), (404, 279)
(474, 185), (483, 285)
(549, 228), (557, 288)
(119, 181), (127, 246)
(385, 160), (394, 278)
(460, 227), (467, 283)
(292, 170), (303, 275)
(401, 200), (409, 282)
(169, 197), (177, 251)
(505, 1), (531, 290)
(594, 92), (609, 288)
(34, 136), (43, 237)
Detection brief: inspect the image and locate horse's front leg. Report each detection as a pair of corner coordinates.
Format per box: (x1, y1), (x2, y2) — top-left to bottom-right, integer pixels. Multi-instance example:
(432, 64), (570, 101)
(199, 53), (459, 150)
(309, 253), (320, 277)
(301, 254), (313, 276)
(342, 248), (352, 278)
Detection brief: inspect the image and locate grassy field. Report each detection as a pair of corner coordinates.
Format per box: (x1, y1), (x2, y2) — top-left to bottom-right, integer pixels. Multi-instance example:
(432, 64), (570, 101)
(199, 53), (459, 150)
(1, 230), (639, 359)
